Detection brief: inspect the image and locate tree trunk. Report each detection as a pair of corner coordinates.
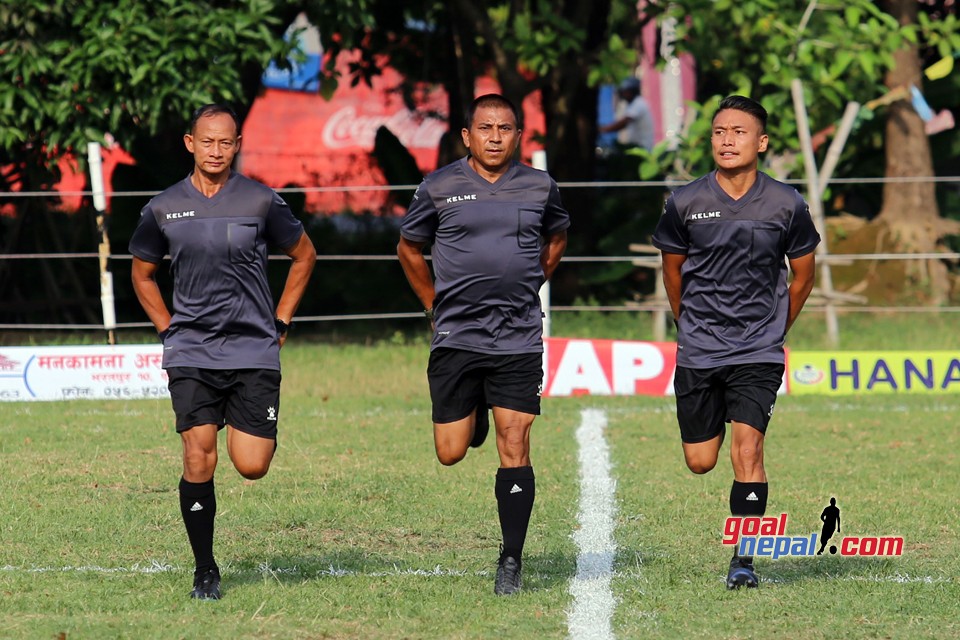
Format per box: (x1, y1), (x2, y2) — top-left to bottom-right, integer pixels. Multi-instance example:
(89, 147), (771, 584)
(438, 6), (476, 167)
(538, 0), (608, 263)
(876, 0), (957, 303)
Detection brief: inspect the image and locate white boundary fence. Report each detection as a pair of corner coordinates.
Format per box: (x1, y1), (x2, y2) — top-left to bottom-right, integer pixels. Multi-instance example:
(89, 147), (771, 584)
(2, 177), (959, 338)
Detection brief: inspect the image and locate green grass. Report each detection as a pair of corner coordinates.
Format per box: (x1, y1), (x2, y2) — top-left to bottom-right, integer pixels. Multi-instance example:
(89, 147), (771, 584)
(605, 393), (960, 639)
(1, 320), (959, 638)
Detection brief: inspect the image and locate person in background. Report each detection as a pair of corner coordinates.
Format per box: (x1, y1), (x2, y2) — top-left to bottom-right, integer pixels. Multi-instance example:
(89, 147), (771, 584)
(599, 76), (655, 151)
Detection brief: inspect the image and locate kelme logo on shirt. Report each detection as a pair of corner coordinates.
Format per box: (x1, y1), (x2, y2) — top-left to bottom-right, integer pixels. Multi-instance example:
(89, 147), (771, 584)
(689, 210), (721, 220)
(445, 194), (477, 203)
(165, 210), (196, 220)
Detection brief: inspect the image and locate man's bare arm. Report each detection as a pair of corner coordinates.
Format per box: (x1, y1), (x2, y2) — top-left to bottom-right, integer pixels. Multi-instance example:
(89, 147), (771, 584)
(397, 236), (436, 312)
(131, 257), (171, 334)
(540, 230), (568, 281)
(661, 251), (687, 321)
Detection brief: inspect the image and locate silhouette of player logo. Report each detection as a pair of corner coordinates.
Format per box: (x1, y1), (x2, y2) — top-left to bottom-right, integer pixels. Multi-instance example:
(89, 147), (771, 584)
(817, 497), (841, 555)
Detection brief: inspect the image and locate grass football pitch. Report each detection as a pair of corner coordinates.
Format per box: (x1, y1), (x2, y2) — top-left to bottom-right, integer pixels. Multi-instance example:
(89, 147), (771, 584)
(2, 314), (959, 639)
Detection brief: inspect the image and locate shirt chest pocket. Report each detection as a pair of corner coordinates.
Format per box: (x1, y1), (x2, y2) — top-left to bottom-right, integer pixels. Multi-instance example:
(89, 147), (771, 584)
(228, 223), (259, 264)
(750, 227), (783, 267)
(517, 208), (542, 249)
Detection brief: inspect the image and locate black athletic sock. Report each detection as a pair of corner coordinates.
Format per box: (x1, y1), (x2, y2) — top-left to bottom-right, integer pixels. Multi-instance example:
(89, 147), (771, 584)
(495, 466), (536, 561)
(730, 480), (767, 562)
(179, 477), (217, 572)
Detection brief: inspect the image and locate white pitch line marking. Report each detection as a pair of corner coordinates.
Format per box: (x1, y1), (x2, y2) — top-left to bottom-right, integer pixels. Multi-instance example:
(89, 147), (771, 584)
(0, 562), (485, 578)
(567, 408), (618, 640)
(1, 564), (947, 586)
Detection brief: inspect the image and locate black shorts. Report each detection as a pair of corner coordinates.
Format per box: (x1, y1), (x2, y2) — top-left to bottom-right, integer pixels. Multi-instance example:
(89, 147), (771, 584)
(427, 348), (543, 423)
(673, 362), (784, 444)
(167, 367), (282, 440)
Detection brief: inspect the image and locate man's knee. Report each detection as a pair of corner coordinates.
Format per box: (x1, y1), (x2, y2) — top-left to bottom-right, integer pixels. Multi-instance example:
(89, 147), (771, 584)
(685, 456), (717, 475)
(433, 418), (471, 466)
(435, 442), (466, 466)
(234, 458), (272, 480)
(493, 417), (532, 467)
(682, 439), (720, 475)
(732, 442), (763, 466)
(730, 436), (766, 482)
(226, 425), (277, 479)
(183, 447), (213, 467)
(730, 431), (763, 468)
(229, 439), (274, 479)
(498, 427), (528, 455)
(182, 443), (217, 478)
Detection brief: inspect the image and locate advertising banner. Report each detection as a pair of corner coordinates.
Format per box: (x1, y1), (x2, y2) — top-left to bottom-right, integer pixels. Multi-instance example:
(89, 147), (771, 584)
(0, 345), (166, 402)
(6, 342), (950, 402)
(542, 338), (788, 398)
(543, 338), (678, 397)
(243, 53), (546, 214)
(787, 351), (960, 394)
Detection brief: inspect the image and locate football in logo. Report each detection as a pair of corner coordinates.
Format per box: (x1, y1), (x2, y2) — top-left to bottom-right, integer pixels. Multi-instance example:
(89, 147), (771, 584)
(793, 364), (824, 385)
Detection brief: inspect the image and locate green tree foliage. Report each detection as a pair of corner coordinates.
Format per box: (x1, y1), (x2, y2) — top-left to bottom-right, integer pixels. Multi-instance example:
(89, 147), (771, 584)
(299, 1), (649, 297)
(639, 0), (960, 181)
(0, 0), (311, 324)
(296, 0), (638, 168)
(0, 0), (296, 185)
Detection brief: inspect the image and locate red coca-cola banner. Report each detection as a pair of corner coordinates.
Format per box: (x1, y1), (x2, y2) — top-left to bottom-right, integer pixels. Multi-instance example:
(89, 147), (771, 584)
(241, 52), (545, 214)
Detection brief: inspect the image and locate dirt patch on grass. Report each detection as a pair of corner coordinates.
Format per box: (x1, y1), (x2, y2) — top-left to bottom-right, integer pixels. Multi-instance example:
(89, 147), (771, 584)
(824, 215), (958, 305)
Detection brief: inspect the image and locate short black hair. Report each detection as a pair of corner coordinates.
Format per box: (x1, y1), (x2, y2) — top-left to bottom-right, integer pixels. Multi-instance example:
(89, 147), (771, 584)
(464, 94), (522, 130)
(189, 104), (241, 134)
(714, 95), (767, 133)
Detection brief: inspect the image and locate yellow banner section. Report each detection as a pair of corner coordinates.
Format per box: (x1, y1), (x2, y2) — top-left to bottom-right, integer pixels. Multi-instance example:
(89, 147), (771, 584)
(788, 352), (960, 395)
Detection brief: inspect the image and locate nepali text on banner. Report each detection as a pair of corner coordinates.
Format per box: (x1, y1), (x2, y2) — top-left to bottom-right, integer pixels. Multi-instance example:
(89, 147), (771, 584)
(0, 345), (166, 402)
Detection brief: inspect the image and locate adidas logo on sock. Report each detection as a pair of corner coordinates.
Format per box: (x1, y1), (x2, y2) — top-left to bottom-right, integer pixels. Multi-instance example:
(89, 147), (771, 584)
(190, 502), (204, 512)
(510, 484), (522, 494)
(746, 492), (758, 501)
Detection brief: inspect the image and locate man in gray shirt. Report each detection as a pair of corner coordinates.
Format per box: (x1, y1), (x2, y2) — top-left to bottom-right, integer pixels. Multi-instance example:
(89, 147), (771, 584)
(398, 94), (569, 595)
(652, 95), (819, 589)
(129, 104), (316, 600)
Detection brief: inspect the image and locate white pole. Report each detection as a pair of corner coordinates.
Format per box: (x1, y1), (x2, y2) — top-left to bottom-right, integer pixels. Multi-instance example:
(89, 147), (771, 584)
(659, 16), (684, 149)
(818, 102), (861, 199)
(87, 141), (116, 344)
(790, 80), (839, 347)
(656, 17), (682, 341)
(532, 149), (551, 338)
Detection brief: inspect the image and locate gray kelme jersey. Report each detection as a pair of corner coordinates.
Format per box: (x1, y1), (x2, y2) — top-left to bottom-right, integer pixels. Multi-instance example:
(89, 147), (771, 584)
(652, 171), (820, 368)
(401, 157), (570, 354)
(129, 172), (304, 370)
